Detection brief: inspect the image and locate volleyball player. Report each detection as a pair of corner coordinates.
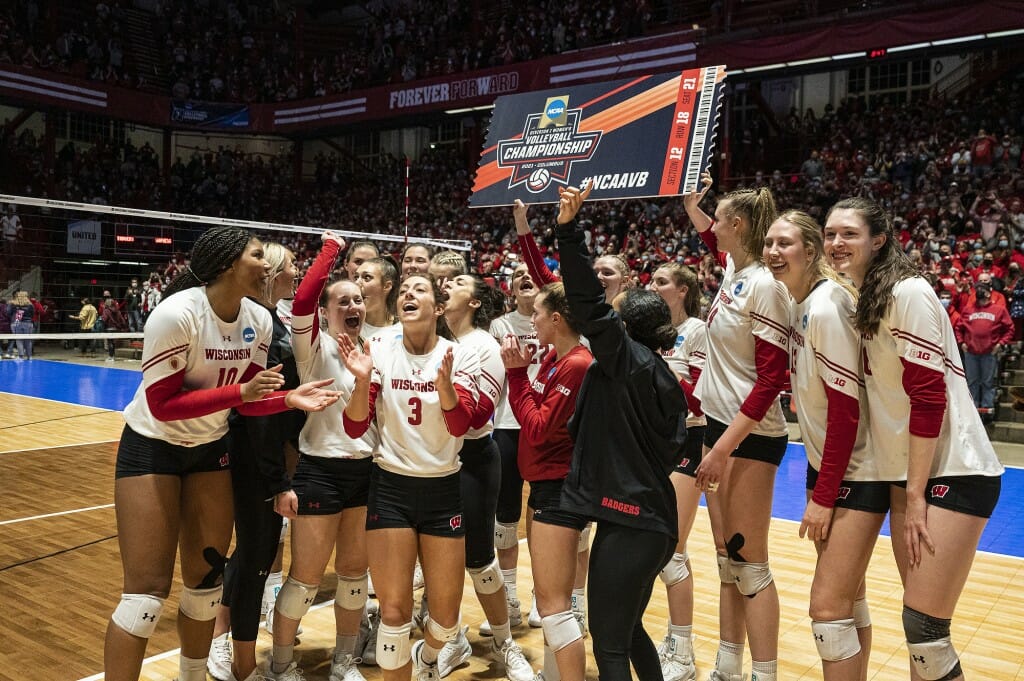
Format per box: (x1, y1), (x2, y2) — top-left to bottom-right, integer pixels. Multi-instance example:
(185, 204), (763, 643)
(438, 274), (534, 681)
(501, 280), (592, 681)
(486, 258), (546, 635)
(103, 227), (340, 681)
(650, 262), (707, 681)
(340, 273), (480, 681)
(554, 183), (688, 681)
(764, 211), (883, 681)
(824, 198), (1004, 681)
(684, 175), (790, 681)
(513, 200), (595, 633)
(354, 255), (399, 340)
(206, 242), (307, 681)
(344, 241), (380, 281)
(401, 243), (433, 278)
(430, 250), (469, 283)
(265, 232), (380, 681)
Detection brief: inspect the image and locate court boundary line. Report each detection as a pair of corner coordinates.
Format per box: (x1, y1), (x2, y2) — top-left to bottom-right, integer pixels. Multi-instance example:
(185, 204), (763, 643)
(0, 388), (125, 409)
(0, 503), (115, 526)
(0, 439), (119, 455)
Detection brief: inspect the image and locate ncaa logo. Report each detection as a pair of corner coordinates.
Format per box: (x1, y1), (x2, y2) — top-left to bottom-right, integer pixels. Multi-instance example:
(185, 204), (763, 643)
(675, 334), (685, 348)
(802, 314), (808, 329)
(546, 99), (566, 118)
(242, 327), (256, 342)
(733, 281), (744, 296)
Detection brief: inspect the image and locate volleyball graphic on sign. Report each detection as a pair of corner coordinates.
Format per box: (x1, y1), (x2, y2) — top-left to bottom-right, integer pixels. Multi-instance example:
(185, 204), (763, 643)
(527, 168), (551, 193)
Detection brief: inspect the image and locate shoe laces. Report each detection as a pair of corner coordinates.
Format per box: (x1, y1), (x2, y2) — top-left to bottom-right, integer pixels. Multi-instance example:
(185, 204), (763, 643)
(501, 640), (530, 668)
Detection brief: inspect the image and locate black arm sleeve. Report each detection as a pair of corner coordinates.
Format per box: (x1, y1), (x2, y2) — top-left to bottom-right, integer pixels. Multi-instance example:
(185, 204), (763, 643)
(555, 220), (632, 379)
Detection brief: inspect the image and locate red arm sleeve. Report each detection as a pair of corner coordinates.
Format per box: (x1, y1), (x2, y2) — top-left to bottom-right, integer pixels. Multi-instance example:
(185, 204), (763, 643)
(679, 366), (703, 417)
(506, 360), (584, 447)
(145, 361), (290, 421)
(739, 339), (788, 422)
(517, 233), (559, 285)
(699, 226), (727, 268)
(811, 383), (860, 508)
(292, 239), (340, 343)
(900, 359), (947, 438)
(343, 382), (380, 438)
(468, 393), (496, 430)
(442, 384), (477, 437)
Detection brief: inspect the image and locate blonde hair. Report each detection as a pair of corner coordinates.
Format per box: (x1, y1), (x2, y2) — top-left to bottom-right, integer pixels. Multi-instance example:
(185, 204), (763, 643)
(12, 290), (30, 306)
(260, 243), (294, 306)
(430, 250), (468, 278)
(775, 210), (857, 299)
(722, 187), (777, 260)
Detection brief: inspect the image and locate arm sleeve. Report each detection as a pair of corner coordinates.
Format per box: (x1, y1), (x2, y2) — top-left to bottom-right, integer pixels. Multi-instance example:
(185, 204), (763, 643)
(555, 219), (631, 379)
(679, 369), (703, 417)
(291, 239), (340, 365)
(469, 337), (505, 429)
(890, 279), (950, 438)
(441, 346), (480, 436)
(518, 232), (559, 285)
(900, 360), (946, 438)
(811, 384), (860, 508)
(506, 357), (586, 447)
(343, 381), (380, 438)
(739, 339), (789, 421)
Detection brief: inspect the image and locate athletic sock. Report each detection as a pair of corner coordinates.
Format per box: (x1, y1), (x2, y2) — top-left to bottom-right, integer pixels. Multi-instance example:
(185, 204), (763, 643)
(271, 644), (294, 673)
(178, 655), (207, 681)
(716, 640), (744, 676)
(490, 620), (512, 647)
(336, 633), (358, 657)
(752, 659), (778, 681)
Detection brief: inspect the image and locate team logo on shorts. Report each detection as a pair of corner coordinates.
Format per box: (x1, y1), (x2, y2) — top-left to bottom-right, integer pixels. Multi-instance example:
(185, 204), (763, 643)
(219, 453), (230, 468)
(242, 327), (256, 342)
(930, 484), (951, 499)
(679, 458), (690, 469)
(497, 96), (602, 194)
(836, 486), (851, 500)
(450, 514), (463, 530)
(733, 281), (744, 296)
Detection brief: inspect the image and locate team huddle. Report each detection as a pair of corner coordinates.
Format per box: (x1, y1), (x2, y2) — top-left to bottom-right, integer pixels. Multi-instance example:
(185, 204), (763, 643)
(101, 177), (1003, 681)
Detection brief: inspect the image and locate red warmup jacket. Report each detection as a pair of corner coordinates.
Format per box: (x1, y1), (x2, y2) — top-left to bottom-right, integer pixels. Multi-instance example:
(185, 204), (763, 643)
(955, 301), (1014, 354)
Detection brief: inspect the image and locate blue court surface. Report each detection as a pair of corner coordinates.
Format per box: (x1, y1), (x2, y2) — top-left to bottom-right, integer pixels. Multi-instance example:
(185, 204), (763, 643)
(3, 358), (1022, 558)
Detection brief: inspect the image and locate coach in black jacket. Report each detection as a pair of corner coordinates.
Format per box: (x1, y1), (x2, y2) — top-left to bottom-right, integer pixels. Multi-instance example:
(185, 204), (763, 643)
(554, 183), (688, 681)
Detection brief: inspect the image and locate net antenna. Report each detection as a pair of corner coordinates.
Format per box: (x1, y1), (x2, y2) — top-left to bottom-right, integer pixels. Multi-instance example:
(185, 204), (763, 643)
(0, 194), (472, 252)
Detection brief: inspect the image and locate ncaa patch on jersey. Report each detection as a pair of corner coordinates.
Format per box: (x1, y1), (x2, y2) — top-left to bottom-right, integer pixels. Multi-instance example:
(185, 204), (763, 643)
(242, 327), (256, 342)
(733, 281), (744, 296)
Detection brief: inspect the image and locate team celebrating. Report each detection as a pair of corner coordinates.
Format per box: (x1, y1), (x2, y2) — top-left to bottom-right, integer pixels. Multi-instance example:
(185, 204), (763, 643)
(102, 174), (1003, 681)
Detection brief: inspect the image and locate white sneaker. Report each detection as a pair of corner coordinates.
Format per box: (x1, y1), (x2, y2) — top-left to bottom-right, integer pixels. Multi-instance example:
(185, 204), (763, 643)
(207, 632), (233, 681)
(437, 626), (471, 677)
(707, 671), (745, 681)
(360, 601), (380, 665)
(232, 670), (269, 681)
(655, 630), (671, 657)
(265, 659), (305, 681)
(527, 591), (541, 628)
(328, 653), (366, 681)
(412, 640), (440, 681)
(662, 649), (697, 681)
(412, 561), (425, 590)
(491, 637), (534, 681)
(479, 597), (523, 635)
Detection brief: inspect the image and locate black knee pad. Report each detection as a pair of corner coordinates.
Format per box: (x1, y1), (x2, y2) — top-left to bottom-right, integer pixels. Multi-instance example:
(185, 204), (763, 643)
(902, 606), (961, 681)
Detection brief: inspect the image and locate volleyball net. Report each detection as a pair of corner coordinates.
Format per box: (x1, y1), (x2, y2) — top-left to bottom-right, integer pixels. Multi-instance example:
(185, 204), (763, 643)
(0, 193), (473, 357)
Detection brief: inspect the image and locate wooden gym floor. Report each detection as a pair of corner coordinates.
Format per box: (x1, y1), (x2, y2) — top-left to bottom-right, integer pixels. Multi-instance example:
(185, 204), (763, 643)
(1, 358), (1022, 680)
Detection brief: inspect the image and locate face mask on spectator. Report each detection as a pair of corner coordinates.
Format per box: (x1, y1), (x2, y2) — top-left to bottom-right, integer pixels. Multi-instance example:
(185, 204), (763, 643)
(999, 240), (1009, 248)
(940, 298), (951, 309)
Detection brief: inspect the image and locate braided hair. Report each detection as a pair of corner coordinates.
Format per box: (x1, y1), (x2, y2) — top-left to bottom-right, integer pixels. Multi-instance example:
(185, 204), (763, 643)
(163, 227), (253, 300)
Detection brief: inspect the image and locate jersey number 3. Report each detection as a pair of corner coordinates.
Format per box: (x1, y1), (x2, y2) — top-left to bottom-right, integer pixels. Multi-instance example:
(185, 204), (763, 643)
(408, 397), (422, 425)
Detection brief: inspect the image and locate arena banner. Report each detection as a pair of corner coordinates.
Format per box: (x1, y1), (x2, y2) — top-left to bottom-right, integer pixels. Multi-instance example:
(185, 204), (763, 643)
(170, 100), (250, 129)
(67, 219), (101, 255)
(468, 66), (726, 208)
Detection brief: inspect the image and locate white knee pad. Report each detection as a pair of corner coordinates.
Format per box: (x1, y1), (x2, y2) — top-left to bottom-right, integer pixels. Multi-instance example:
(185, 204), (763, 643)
(112, 593), (165, 638)
(907, 639), (960, 680)
(335, 573), (369, 611)
(376, 621), (413, 670)
(577, 523), (591, 553)
(811, 618), (861, 662)
(659, 551), (690, 586)
(494, 521), (519, 550)
(716, 553), (732, 584)
(542, 610), (583, 652)
(275, 577), (318, 620)
(279, 516), (289, 544)
(852, 598), (871, 629)
(178, 585), (222, 621)
(468, 558), (505, 595)
(730, 560), (773, 597)
(425, 615), (461, 643)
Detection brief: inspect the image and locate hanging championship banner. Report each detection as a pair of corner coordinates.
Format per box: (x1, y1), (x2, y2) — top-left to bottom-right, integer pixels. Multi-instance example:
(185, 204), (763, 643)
(469, 66), (726, 208)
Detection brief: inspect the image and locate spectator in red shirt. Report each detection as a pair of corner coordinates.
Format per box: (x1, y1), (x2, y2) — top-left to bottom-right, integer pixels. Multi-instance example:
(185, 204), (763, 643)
(971, 129), (998, 177)
(956, 281), (1013, 417)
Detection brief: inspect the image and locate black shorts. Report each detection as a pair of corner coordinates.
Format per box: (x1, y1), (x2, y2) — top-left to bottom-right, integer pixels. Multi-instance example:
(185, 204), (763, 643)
(528, 479), (590, 531)
(806, 464), (890, 514)
(292, 454), (372, 515)
(895, 474), (1001, 519)
(674, 426), (706, 476)
(366, 466), (465, 537)
(115, 425), (230, 479)
(704, 417), (788, 467)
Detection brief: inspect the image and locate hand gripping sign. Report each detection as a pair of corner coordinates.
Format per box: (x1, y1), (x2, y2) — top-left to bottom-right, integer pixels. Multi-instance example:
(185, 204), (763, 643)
(469, 66), (726, 207)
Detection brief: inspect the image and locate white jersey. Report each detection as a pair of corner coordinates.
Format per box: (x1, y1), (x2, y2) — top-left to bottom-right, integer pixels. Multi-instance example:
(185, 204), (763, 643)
(863, 277), (1004, 480)
(370, 333), (481, 477)
(123, 287), (271, 446)
(695, 259), (789, 437)
(363, 320), (401, 346)
(790, 280), (875, 480)
(276, 298), (294, 333)
(664, 316), (707, 428)
(489, 311), (547, 429)
(457, 328), (506, 439)
(291, 308), (379, 460)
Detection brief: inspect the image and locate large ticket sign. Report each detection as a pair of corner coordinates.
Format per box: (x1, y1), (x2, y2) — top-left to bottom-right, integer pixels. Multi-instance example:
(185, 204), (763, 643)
(469, 66), (726, 207)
